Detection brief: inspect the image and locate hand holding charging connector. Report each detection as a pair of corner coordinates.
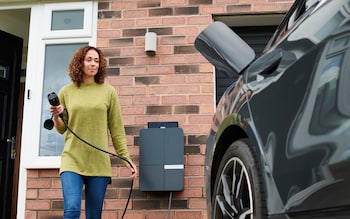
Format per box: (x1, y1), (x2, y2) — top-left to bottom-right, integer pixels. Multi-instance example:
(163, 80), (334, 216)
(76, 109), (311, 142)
(48, 92), (64, 118)
(43, 92), (64, 130)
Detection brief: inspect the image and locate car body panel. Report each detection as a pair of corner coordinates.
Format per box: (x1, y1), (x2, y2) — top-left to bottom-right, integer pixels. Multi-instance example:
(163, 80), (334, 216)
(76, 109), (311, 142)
(197, 0), (350, 218)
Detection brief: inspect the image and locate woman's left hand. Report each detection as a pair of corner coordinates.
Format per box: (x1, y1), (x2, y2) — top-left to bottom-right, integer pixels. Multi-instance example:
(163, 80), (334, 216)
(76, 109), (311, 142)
(126, 161), (138, 179)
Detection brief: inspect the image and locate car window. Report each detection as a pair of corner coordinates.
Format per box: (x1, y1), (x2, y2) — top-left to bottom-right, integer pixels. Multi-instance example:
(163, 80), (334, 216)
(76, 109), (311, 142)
(309, 34), (350, 135)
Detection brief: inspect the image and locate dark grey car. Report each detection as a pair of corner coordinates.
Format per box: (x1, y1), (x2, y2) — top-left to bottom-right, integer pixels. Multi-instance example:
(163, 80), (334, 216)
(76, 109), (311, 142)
(195, 0), (350, 218)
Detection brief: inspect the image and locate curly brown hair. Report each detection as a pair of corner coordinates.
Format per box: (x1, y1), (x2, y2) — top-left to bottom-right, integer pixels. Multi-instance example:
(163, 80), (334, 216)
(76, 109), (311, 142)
(68, 46), (107, 87)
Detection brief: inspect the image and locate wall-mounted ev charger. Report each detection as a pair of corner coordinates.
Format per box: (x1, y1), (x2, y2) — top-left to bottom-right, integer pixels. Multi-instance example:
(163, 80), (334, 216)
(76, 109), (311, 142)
(139, 122), (184, 192)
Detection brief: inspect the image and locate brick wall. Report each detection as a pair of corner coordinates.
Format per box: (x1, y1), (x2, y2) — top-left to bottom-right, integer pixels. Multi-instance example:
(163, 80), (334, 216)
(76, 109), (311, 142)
(25, 0), (293, 218)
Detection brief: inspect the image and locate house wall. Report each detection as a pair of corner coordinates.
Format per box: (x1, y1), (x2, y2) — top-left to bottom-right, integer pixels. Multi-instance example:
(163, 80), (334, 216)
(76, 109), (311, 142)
(25, 0), (294, 218)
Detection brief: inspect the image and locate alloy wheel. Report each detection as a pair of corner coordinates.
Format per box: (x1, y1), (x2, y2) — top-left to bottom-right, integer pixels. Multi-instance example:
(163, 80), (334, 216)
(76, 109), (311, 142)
(213, 157), (253, 219)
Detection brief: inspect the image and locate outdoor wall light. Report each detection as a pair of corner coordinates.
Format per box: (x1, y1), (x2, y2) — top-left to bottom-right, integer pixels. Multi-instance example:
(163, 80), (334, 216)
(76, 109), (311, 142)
(145, 32), (157, 56)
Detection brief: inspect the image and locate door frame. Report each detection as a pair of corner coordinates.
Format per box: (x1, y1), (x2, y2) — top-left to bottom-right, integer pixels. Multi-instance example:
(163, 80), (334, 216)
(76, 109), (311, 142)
(11, 83), (24, 218)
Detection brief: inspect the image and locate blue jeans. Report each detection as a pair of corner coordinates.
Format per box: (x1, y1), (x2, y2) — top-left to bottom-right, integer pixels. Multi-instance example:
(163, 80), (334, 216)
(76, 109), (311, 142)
(61, 171), (110, 219)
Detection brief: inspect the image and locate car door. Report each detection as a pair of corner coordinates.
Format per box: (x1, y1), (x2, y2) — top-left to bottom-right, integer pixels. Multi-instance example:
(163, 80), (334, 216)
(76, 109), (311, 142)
(245, 0), (350, 215)
(282, 30), (350, 214)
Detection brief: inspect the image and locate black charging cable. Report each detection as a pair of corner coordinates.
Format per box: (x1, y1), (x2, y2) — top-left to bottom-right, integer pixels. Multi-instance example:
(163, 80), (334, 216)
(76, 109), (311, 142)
(61, 117), (134, 219)
(44, 92), (134, 219)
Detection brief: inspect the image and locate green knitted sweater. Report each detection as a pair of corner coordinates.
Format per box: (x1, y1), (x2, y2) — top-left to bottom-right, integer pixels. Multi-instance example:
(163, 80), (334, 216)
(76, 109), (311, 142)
(56, 82), (131, 177)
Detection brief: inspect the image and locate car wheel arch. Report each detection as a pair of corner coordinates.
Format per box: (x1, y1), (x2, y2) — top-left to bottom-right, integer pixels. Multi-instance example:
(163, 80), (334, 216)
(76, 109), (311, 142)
(211, 124), (248, 198)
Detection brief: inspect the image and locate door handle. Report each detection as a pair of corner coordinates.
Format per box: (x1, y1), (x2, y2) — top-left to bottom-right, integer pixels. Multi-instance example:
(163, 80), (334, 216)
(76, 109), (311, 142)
(6, 137), (16, 160)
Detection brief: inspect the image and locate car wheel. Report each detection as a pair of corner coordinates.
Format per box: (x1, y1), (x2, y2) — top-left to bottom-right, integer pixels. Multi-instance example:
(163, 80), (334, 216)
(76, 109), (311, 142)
(212, 139), (266, 219)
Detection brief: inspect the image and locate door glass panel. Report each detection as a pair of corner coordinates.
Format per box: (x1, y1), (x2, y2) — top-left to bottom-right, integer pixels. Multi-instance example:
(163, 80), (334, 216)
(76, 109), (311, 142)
(0, 66), (7, 79)
(51, 10), (84, 30)
(39, 43), (87, 156)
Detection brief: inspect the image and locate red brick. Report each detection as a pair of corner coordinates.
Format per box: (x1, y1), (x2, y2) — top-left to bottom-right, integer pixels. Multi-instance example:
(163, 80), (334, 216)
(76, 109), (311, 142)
(111, 19), (135, 28)
(38, 169), (59, 178)
(26, 200), (51, 210)
(180, 124), (207, 134)
(216, 0), (239, 3)
(38, 211), (63, 218)
(160, 55), (187, 64)
(27, 169), (39, 177)
(26, 189), (38, 199)
(178, 187), (203, 198)
(160, 36), (187, 45)
(96, 39), (109, 48)
(104, 199), (132, 210)
(189, 198), (207, 209)
(162, 95), (187, 104)
(101, 211), (118, 219)
(253, 3), (280, 12)
(147, 211), (173, 219)
(163, 0), (187, 7)
(188, 115), (213, 124)
(149, 84), (200, 95)
(163, 17), (186, 26)
(187, 15), (212, 25)
(241, 0), (266, 3)
(124, 9), (148, 18)
(134, 95), (161, 105)
(187, 74), (213, 83)
(119, 210), (145, 219)
(119, 95), (133, 105)
(200, 5), (226, 14)
(187, 177), (205, 187)
(199, 63), (214, 72)
(135, 56), (160, 65)
(121, 47), (145, 56)
(175, 210), (203, 219)
(186, 54), (210, 64)
(98, 19), (110, 29)
(173, 26), (200, 35)
(201, 84), (215, 93)
(27, 179), (51, 189)
(111, 1), (136, 10)
(135, 17), (162, 26)
(186, 155), (205, 165)
(121, 66), (147, 76)
(156, 45), (174, 55)
(189, 95), (213, 104)
(227, 4), (252, 13)
(149, 65), (174, 74)
(133, 115), (157, 124)
(107, 75), (133, 86)
(119, 86), (147, 96)
(98, 30), (121, 38)
(25, 211), (37, 219)
(156, 115), (187, 124)
(184, 165), (204, 176)
(121, 107), (146, 117)
(38, 189), (62, 199)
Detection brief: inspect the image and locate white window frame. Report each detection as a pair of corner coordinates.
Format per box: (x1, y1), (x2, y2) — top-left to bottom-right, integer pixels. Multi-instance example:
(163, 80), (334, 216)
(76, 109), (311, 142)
(21, 1), (97, 169)
(43, 2), (94, 39)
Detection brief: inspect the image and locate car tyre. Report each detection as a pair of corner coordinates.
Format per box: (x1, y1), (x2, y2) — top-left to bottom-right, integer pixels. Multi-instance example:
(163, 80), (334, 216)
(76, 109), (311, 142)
(212, 138), (266, 219)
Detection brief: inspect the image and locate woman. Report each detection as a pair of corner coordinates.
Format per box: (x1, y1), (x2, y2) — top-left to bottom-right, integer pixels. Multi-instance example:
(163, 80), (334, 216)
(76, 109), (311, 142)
(50, 46), (137, 219)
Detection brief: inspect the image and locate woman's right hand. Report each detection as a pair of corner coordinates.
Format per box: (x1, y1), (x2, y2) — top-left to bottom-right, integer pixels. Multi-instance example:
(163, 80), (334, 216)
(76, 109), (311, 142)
(50, 105), (64, 118)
